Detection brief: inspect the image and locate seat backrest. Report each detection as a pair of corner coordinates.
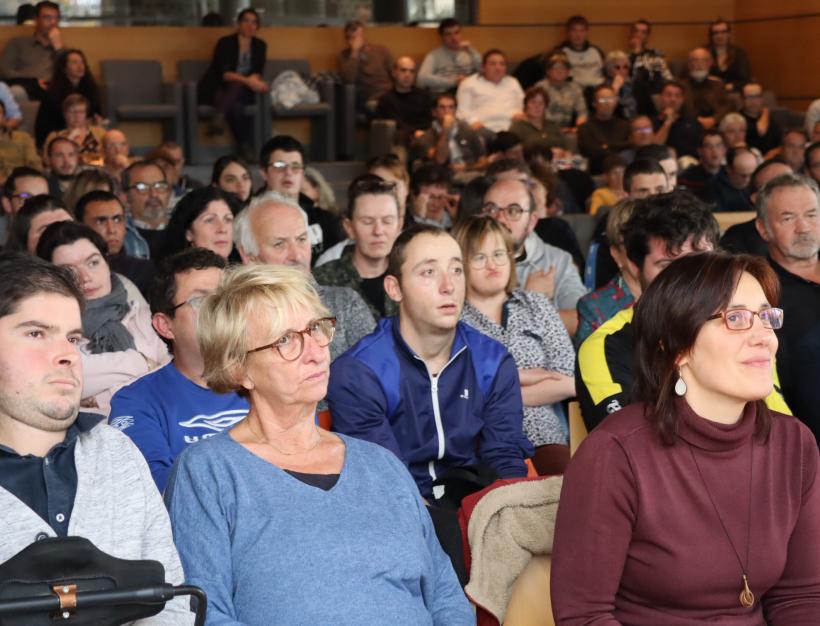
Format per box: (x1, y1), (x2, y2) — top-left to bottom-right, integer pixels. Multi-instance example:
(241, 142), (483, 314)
(178, 59), (210, 84)
(568, 401), (587, 456)
(263, 59), (310, 83)
(561, 213), (596, 258)
(102, 60), (164, 104)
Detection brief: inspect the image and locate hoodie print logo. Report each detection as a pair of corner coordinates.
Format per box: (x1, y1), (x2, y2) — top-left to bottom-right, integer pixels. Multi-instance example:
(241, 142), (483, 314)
(459, 388), (470, 400)
(179, 409), (248, 432)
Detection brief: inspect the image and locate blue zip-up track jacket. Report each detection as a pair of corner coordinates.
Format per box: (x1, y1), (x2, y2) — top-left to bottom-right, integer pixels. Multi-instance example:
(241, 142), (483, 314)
(328, 317), (533, 498)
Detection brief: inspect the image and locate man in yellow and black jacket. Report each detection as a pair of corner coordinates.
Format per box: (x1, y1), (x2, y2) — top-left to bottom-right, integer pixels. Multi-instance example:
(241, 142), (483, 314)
(576, 190), (790, 430)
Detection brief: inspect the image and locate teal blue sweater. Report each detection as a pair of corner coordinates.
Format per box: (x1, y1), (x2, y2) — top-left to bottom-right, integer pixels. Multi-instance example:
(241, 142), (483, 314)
(165, 432), (473, 625)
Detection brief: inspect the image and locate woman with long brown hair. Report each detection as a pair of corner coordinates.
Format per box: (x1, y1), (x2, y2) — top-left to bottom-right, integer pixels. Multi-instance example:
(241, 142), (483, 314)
(552, 251), (820, 624)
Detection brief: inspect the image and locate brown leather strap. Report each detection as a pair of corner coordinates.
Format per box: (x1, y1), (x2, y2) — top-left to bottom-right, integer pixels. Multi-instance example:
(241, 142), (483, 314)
(52, 583), (78, 613)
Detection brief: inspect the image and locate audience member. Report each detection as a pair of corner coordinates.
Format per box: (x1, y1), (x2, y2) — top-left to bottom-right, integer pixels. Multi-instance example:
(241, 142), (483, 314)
(161, 186), (239, 261)
(652, 80), (703, 158)
(62, 166), (113, 212)
(375, 56), (434, 144)
(166, 263), (473, 624)
(366, 154), (410, 223)
(555, 15), (605, 91)
(43, 94), (106, 166)
(740, 82), (781, 156)
(456, 49), (523, 136)
(508, 86), (569, 152)
(233, 192), (375, 362)
(109, 248), (249, 491)
(122, 160), (171, 259)
(36, 221), (169, 414)
(417, 17), (481, 93)
(577, 84), (631, 175)
(198, 8), (267, 156)
(35, 48), (102, 147)
(1, 166), (49, 243)
(102, 128), (133, 193)
(313, 177), (401, 319)
(211, 154), (253, 207)
(409, 163), (458, 229)
(720, 158), (792, 256)
(301, 166), (338, 219)
(603, 50), (637, 119)
(8, 193), (72, 253)
(710, 145), (758, 212)
(0, 0), (63, 100)
(554, 251), (819, 624)
(75, 189), (153, 296)
(147, 143), (199, 205)
(682, 47), (732, 130)
(534, 53), (587, 130)
(0, 253), (191, 623)
(755, 173), (820, 438)
(620, 115), (655, 162)
(44, 136), (80, 198)
(576, 191), (722, 428)
(411, 93), (486, 174)
(258, 135), (344, 255)
(707, 18), (751, 91)
(0, 80), (23, 131)
(589, 154), (627, 215)
(806, 99), (820, 139)
(718, 111), (749, 149)
(627, 19), (673, 116)
(482, 177), (587, 334)
(780, 128), (807, 174)
(625, 156), (670, 199)
(634, 143), (679, 188)
(811, 120), (820, 144)
(328, 224), (533, 499)
(679, 129), (727, 202)
(338, 20), (392, 113)
(455, 216), (575, 475)
(0, 100), (40, 183)
(576, 199), (640, 343)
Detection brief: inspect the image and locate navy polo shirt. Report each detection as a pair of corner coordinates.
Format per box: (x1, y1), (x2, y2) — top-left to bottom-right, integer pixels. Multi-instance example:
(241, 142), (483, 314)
(0, 413), (102, 536)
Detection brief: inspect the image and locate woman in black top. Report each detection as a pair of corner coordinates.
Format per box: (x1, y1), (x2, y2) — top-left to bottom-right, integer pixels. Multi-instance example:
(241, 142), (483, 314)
(199, 8), (267, 154)
(35, 48), (102, 147)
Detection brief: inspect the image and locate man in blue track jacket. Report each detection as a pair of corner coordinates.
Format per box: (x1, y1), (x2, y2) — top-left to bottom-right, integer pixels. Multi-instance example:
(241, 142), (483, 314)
(328, 224), (533, 499)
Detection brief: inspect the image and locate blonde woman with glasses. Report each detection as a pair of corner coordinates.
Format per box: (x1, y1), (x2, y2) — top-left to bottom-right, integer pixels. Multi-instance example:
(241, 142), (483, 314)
(165, 264), (473, 626)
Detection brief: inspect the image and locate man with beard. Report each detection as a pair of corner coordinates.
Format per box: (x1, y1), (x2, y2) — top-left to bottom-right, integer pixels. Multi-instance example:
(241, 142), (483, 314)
(122, 160), (171, 259)
(0, 253), (193, 623)
(44, 136), (80, 199)
(482, 177), (587, 335)
(755, 173), (820, 439)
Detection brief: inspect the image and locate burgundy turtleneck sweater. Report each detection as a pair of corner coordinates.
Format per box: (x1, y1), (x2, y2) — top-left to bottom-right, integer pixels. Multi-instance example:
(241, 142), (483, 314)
(551, 400), (820, 625)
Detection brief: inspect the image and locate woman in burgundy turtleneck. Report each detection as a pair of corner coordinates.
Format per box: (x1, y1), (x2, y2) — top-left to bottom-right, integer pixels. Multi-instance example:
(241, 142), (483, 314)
(552, 252), (820, 625)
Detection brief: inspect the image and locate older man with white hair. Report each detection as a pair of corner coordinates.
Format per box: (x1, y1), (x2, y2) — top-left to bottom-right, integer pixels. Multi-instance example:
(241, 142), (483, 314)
(755, 172), (820, 439)
(233, 191), (375, 362)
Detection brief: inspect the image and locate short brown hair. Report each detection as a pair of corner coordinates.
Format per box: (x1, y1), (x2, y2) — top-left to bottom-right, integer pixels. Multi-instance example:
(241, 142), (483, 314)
(386, 224), (449, 282)
(452, 216), (517, 294)
(633, 251), (779, 444)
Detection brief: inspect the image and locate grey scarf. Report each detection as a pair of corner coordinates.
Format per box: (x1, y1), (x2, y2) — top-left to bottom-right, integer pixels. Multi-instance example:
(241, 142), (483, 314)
(81, 274), (137, 354)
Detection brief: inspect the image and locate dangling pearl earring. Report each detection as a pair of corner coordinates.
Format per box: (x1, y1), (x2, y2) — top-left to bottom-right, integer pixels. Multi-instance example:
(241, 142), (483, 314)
(674, 375), (687, 396)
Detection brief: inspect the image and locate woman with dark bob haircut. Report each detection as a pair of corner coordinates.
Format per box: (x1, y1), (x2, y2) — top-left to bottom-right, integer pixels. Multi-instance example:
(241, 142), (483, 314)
(160, 186), (241, 261)
(551, 251), (820, 624)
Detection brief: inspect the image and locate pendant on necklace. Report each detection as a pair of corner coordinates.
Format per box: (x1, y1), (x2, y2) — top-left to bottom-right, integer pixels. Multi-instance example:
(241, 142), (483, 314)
(739, 574), (755, 608)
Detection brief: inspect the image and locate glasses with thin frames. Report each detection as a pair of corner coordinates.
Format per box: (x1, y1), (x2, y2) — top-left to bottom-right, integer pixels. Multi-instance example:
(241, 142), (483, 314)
(470, 249), (510, 270)
(247, 317), (337, 361)
(129, 181), (170, 194)
(171, 294), (209, 315)
(707, 308), (784, 330)
(268, 161), (304, 173)
(481, 202), (531, 222)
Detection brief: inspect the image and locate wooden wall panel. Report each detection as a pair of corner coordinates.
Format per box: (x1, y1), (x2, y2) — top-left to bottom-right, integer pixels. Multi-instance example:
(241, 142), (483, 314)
(478, 0), (735, 25)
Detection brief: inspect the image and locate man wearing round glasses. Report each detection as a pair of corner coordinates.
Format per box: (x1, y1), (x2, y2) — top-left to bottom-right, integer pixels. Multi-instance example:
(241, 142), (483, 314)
(109, 248), (249, 491)
(122, 160), (172, 260)
(482, 177), (587, 335)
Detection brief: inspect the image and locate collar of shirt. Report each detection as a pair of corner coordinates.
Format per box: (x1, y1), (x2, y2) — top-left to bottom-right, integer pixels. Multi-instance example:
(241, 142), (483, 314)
(0, 412), (102, 458)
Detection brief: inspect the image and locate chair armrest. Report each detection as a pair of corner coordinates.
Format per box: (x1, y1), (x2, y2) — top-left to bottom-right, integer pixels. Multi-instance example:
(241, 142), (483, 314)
(317, 78), (334, 106)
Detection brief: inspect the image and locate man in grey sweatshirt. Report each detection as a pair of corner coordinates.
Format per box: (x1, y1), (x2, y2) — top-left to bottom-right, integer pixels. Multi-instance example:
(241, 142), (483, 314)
(0, 253), (193, 625)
